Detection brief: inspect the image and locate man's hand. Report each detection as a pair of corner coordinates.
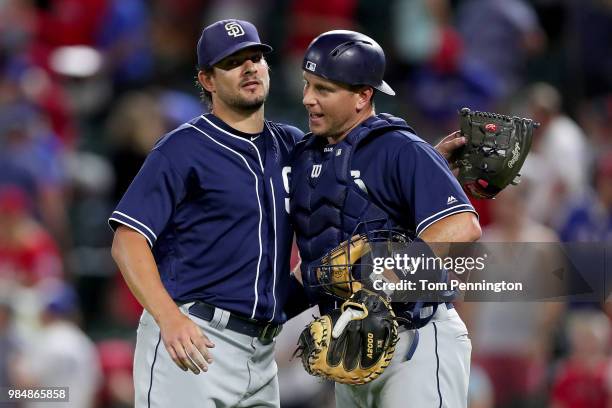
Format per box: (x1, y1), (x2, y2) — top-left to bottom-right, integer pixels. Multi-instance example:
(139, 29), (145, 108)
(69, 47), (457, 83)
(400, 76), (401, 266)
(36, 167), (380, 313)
(111, 226), (216, 375)
(157, 310), (215, 374)
(434, 131), (466, 170)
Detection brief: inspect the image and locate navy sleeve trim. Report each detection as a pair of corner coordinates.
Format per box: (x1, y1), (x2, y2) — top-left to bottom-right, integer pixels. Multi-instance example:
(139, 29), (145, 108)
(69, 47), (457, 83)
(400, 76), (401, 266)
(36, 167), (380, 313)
(108, 211), (157, 248)
(416, 204), (478, 237)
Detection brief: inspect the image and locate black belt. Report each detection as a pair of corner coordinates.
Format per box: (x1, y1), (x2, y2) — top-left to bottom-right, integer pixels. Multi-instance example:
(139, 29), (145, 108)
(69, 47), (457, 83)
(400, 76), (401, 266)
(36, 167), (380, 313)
(396, 302), (454, 330)
(188, 302), (282, 345)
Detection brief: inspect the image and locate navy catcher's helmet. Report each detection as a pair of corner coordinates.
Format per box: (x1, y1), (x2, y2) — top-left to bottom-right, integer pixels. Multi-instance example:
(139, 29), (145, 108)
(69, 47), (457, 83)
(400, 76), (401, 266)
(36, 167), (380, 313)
(302, 30), (395, 96)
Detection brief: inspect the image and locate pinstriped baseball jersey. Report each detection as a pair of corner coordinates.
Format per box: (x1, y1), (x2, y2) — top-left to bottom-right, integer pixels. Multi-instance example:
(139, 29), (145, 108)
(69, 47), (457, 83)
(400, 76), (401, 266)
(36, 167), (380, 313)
(108, 113), (303, 324)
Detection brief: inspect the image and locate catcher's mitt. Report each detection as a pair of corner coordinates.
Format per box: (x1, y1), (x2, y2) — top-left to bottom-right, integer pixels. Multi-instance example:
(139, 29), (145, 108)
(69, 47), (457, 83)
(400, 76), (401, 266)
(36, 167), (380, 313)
(456, 107), (537, 199)
(295, 289), (399, 385)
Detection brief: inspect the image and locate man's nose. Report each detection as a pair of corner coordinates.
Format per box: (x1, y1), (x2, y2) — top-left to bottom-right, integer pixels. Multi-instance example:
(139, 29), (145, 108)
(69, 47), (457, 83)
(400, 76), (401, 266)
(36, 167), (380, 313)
(243, 58), (257, 74)
(303, 87), (315, 107)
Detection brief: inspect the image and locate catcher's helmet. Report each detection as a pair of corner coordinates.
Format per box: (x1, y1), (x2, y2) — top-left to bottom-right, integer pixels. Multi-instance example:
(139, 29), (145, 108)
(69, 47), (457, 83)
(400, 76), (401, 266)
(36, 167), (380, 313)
(302, 30), (395, 96)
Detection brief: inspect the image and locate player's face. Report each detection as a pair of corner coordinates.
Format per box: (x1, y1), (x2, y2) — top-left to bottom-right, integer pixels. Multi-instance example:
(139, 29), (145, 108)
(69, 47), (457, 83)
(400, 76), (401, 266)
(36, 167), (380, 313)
(302, 72), (366, 141)
(210, 49), (270, 111)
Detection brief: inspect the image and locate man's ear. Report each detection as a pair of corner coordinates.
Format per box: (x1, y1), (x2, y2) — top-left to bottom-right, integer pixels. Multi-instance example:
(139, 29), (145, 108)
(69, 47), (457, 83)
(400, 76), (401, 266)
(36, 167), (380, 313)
(356, 87), (374, 111)
(198, 70), (215, 93)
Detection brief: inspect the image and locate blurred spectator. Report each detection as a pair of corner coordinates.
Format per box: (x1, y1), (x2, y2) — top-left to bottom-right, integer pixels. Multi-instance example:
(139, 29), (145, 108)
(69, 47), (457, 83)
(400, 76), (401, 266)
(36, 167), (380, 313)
(281, 0), (358, 97)
(550, 310), (612, 408)
(521, 82), (590, 228)
(22, 65), (78, 147)
(463, 185), (564, 408)
(468, 364), (494, 408)
(0, 103), (71, 253)
(148, 0), (202, 86)
(0, 186), (63, 286)
(32, 0), (108, 49)
(96, 0), (153, 89)
(97, 339), (135, 408)
(105, 90), (177, 200)
(558, 152), (612, 242)
(392, 0), (457, 66)
(0, 297), (20, 408)
(578, 96), (612, 155)
(27, 0), (112, 122)
(14, 281), (101, 408)
(284, 0), (357, 58)
(566, 0), (612, 99)
(0, 0), (36, 55)
(393, 0), (501, 127)
(159, 89), (203, 127)
(481, 182), (558, 243)
(107, 272), (142, 327)
(456, 0), (546, 99)
(49, 45), (114, 117)
(205, 0), (271, 28)
(0, 57), (78, 146)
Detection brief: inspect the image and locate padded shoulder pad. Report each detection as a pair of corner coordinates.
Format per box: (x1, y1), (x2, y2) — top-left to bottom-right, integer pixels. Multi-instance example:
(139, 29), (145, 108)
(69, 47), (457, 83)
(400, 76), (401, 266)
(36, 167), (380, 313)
(364, 114), (415, 135)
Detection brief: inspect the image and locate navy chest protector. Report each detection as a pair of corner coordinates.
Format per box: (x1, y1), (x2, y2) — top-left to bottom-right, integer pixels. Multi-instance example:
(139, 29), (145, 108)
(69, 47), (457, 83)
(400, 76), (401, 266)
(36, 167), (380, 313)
(290, 114), (455, 329)
(290, 114), (412, 265)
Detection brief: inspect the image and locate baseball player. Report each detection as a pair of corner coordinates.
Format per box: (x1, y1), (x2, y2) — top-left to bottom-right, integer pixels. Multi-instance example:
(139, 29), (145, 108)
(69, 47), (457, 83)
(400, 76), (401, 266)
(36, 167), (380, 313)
(289, 31), (481, 407)
(109, 20), (307, 407)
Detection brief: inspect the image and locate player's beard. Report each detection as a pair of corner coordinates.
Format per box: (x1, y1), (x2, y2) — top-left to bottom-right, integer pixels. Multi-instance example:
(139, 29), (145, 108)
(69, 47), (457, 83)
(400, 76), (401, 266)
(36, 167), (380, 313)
(230, 93), (267, 112)
(219, 84), (269, 113)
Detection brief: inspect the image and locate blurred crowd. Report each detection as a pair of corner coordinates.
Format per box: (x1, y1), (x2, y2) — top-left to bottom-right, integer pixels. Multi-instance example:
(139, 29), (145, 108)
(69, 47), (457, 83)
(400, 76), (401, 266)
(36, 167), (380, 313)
(0, 0), (610, 407)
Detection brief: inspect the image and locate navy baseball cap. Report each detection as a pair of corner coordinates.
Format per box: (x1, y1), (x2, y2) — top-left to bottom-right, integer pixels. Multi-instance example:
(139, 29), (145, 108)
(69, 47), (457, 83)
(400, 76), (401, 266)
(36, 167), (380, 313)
(197, 19), (273, 69)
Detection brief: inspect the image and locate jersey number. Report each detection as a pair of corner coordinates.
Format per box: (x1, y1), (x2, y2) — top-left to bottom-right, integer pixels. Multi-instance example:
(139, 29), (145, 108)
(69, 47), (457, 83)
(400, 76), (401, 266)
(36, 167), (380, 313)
(281, 168), (367, 213)
(351, 170), (369, 194)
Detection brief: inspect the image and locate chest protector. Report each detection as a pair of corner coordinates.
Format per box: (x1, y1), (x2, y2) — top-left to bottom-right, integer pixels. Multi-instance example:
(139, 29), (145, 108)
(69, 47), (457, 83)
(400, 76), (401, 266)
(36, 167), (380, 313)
(290, 114), (453, 329)
(290, 114), (413, 266)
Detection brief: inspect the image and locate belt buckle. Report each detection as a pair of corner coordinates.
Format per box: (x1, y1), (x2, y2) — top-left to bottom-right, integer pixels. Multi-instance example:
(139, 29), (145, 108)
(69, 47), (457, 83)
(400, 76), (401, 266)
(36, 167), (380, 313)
(258, 323), (280, 344)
